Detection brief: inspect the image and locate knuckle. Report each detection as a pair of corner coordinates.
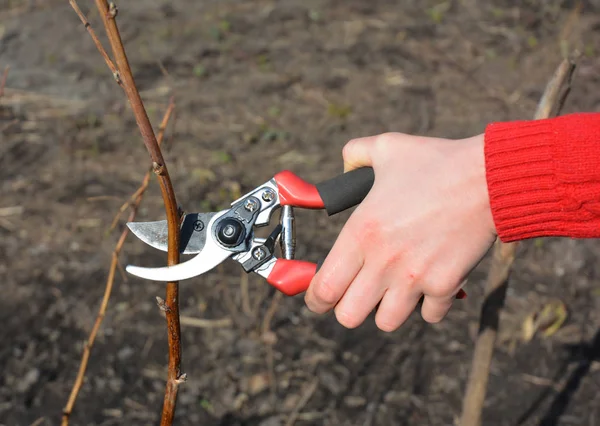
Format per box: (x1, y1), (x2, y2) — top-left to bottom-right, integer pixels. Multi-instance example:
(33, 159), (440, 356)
(373, 132), (396, 152)
(376, 317), (399, 333)
(335, 309), (361, 329)
(424, 272), (460, 299)
(342, 138), (360, 160)
(312, 279), (339, 305)
(422, 310), (444, 324)
(425, 283), (451, 299)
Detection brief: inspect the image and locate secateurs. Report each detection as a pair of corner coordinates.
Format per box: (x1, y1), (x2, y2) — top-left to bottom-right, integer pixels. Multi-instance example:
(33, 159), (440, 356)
(125, 167), (375, 296)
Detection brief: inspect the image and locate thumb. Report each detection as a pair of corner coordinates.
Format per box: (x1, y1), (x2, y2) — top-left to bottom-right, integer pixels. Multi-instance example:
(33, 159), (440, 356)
(342, 136), (377, 172)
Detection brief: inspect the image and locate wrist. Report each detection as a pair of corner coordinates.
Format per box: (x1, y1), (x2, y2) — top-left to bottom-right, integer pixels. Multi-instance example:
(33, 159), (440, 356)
(467, 133), (497, 238)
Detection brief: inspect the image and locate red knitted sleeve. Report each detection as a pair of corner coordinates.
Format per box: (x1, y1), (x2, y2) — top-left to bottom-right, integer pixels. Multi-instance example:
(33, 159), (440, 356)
(484, 112), (600, 242)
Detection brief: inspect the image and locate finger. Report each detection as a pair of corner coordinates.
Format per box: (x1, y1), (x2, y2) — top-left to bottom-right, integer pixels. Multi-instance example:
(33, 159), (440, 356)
(420, 295), (453, 324)
(342, 136), (378, 172)
(333, 265), (387, 329)
(373, 279), (422, 332)
(305, 225), (365, 314)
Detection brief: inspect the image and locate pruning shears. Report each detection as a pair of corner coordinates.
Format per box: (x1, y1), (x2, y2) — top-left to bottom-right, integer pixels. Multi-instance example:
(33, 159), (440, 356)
(125, 167), (376, 296)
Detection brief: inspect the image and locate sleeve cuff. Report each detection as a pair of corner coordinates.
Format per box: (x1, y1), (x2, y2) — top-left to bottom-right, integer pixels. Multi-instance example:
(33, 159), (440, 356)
(484, 118), (562, 241)
(484, 113), (600, 242)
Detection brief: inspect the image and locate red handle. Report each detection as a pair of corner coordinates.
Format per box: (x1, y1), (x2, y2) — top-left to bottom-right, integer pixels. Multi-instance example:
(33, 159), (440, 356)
(274, 170), (325, 209)
(266, 259), (317, 296)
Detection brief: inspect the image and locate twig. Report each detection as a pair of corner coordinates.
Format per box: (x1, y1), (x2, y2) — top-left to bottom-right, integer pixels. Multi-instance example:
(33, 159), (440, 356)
(110, 184), (147, 230)
(0, 66), (8, 98)
(284, 378), (319, 426)
(29, 417), (46, 426)
(115, 257), (128, 283)
(89, 2), (184, 424)
(61, 204), (138, 426)
(261, 292), (283, 336)
(67, 1), (119, 82)
(61, 102), (175, 425)
(0, 206), (23, 216)
(459, 58), (577, 426)
(218, 271), (249, 331)
(262, 291), (283, 405)
(86, 195), (121, 202)
(110, 99), (175, 231)
(240, 272), (252, 316)
(180, 315), (233, 328)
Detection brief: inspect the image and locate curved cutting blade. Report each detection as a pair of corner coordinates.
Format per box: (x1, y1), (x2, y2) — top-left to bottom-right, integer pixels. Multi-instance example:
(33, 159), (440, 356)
(125, 215), (232, 281)
(127, 212), (218, 254)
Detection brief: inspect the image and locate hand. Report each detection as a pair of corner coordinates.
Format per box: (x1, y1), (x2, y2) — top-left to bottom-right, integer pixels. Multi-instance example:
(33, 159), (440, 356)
(304, 132), (497, 331)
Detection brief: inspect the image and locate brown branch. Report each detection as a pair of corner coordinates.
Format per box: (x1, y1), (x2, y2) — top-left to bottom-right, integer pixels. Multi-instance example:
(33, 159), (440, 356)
(67, 0), (184, 423)
(90, 3), (184, 424)
(67, 1), (119, 82)
(459, 58), (577, 426)
(284, 378), (319, 426)
(0, 66), (9, 98)
(262, 292), (283, 406)
(61, 207), (136, 426)
(110, 99), (175, 231)
(61, 101), (175, 426)
(240, 272), (252, 316)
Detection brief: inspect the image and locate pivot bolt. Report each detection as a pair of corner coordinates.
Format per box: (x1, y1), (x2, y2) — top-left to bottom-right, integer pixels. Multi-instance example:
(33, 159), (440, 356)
(216, 218), (245, 247)
(244, 198), (259, 212)
(222, 224), (236, 237)
(262, 189), (276, 202)
(252, 247), (267, 261)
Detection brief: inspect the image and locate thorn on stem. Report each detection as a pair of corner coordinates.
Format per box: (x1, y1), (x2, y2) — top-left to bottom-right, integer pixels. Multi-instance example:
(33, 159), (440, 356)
(176, 373), (187, 384)
(152, 162), (166, 176)
(156, 296), (171, 312)
(108, 2), (118, 19)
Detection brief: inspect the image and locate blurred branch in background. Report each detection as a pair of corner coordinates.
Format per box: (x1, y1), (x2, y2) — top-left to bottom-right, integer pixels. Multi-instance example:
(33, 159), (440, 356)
(0, 66), (9, 98)
(61, 99), (175, 426)
(459, 57), (577, 426)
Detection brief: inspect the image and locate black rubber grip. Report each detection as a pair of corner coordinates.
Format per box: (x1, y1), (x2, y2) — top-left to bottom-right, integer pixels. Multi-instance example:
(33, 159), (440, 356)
(315, 167), (375, 216)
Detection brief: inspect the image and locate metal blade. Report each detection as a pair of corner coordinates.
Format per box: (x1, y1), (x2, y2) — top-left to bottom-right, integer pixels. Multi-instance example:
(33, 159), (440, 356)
(127, 212), (217, 254)
(125, 219), (233, 281)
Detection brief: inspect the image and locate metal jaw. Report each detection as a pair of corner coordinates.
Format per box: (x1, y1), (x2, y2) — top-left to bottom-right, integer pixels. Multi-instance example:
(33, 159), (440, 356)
(125, 176), (297, 282)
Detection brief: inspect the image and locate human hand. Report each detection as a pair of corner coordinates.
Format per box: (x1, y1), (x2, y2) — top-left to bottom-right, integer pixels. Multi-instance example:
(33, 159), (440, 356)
(304, 132), (497, 331)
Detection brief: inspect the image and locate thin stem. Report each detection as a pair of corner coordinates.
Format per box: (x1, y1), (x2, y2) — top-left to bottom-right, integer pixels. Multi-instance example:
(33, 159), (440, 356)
(90, 3), (183, 423)
(459, 58), (577, 426)
(61, 101), (175, 425)
(67, 1), (119, 82)
(110, 99), (175, 231)
(0, 66), (9, 98)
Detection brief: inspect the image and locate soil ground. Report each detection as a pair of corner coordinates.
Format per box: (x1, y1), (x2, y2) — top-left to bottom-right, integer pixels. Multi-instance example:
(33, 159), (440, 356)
(2, 1), (600, 425)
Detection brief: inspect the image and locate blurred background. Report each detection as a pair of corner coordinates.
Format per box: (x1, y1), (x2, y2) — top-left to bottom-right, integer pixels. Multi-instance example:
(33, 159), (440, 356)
(1, 0), (600, 425)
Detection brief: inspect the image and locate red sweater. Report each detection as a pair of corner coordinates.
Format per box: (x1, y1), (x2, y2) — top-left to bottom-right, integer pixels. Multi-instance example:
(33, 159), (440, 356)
(484, 113), (600, 242)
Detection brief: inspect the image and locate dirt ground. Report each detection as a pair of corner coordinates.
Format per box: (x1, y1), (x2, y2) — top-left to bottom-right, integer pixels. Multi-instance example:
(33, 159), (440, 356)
(2, 0), (600, 425)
